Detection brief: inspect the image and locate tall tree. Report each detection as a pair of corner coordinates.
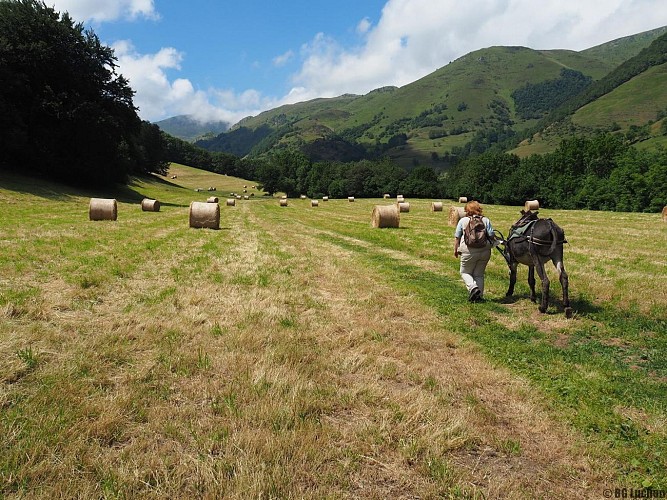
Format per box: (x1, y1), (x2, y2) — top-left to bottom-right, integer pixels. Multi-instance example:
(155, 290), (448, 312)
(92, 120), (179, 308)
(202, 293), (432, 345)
(0, 0), (142, 186)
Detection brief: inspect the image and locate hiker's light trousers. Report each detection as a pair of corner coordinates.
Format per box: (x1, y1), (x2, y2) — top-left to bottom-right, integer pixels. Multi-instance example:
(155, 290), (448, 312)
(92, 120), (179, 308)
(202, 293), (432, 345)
(459, 249), (491, 296)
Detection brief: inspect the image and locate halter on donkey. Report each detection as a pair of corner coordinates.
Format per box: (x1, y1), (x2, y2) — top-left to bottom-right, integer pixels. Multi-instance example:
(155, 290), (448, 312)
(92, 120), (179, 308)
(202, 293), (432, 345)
(495, 210), (572, 317)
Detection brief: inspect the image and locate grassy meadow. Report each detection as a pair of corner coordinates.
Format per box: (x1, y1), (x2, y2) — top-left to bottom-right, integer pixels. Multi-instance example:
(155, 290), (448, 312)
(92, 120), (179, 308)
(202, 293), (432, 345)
(1, 164), (666, 498)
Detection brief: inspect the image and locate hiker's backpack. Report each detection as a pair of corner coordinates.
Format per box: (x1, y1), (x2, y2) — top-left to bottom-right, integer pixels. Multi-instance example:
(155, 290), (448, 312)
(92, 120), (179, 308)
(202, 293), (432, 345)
(463, 215), (488, 248)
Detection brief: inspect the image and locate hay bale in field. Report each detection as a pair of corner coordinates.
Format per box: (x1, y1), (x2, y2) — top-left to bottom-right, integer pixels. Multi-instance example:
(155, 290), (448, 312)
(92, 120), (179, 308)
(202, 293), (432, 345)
(525, 199), (540, 211)
(448, 206), (466, 226)
(189, 201), (220, 229)
(280, 199), (288, 207)
(397, 202), (410, 213)
(431, 201), (443, 212)
(89, 198), (117, 221)
(243, 189), (247, 193)
(141, 198), (160, 212)
(397, 195), (405, 203)
(311, 200), (319, 207)
(348, 196), (355, 202)
(322, 196), (329, 201)
(207, 196), (219, 203)
(458, 197), (467, 203)
(243, 195), (249, 200)
(281, 195), (288, 199)
(300, 194), (307, 199)
(371, 205), (400, 228)
(383, 193), (390, 199)
(171, 175), (177, 179)
(226, 198), (236, 206)
(236, 195), (242, 200)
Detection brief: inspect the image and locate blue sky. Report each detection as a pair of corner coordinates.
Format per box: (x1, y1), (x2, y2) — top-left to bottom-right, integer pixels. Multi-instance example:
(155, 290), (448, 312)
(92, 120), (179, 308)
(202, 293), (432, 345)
(51, 0), (667, 126)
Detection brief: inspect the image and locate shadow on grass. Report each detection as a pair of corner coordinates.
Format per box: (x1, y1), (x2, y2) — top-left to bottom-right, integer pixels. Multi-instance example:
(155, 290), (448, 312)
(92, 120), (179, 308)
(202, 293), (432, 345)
(0, 170), (183, 203)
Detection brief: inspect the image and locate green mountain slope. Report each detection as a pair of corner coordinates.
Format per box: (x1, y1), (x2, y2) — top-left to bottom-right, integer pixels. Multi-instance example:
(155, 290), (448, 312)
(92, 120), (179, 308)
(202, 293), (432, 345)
(514, 29), (667, 156)
(581, 26), (667, 67)
(196, 27), (667, 167)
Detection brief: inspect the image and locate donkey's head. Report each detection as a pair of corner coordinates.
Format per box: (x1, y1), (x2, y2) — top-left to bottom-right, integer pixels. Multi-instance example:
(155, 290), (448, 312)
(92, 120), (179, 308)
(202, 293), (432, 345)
(512, 209), (539, 230)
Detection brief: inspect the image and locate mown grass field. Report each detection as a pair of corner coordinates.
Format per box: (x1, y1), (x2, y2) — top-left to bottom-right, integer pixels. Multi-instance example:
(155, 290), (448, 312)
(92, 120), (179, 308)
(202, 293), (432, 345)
(1, 164), (666, 498)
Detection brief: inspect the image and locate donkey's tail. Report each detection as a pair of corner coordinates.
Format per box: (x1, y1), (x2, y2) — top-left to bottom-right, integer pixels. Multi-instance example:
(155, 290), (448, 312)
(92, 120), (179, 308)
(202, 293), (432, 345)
(547, 220), (558, 255)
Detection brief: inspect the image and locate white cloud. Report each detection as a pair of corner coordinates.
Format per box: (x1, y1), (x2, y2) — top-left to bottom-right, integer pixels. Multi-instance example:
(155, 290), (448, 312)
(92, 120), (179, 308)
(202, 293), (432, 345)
(272, 50), (295, 67)
(356, 17), (372, 35)
(112, 41), (281, 124)
(51, 0), (158, 22)
(290, 0), (667, 99)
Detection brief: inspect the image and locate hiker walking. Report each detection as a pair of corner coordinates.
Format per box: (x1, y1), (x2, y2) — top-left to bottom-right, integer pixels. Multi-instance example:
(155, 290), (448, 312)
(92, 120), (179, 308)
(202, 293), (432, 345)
(453, 200), (495, 302)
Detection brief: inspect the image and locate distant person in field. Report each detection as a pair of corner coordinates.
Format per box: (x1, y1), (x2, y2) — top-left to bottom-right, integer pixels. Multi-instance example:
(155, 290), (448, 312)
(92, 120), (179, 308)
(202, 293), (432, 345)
(453, 200), (495, 302)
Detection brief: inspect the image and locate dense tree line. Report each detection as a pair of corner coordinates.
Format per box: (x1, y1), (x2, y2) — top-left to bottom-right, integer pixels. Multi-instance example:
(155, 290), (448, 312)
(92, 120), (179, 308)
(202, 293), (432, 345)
(246, 133), (666, 213)
(443, 134), (667, 212)
(0, 0), (168, 186)
(251, 149), (440, 199)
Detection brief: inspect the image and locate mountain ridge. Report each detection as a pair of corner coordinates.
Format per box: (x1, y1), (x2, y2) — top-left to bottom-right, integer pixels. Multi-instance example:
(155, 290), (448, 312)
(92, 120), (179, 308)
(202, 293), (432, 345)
(190, 25), (667, 166)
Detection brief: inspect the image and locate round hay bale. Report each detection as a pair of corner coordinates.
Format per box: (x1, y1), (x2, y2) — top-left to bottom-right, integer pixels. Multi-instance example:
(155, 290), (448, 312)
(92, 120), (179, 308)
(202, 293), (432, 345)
(458, 197), (468, 203)
(371, 205), (400, 228)
(141, 198), (160, 212)
(662, 205), (667, 222)
(280, 199), (288, 207)
(397, 202), (410, 213)
(226, 198), (236, 206)
(397, 195), (405, 203)
(243, 195), (249, 200)
(448, 206), (466, 226)
(322, 196), (329, 201)
(236, 195), (242, 200)
(243, 189), (247, 193)
(300, 194), (307, 200)
(525, 199), (540, 211)
(189, 201), (220, 229)
(383, 193), (390, 199)
(431, 201), (443, 212)
(311, 200), (319, 207)
(89, 198), (117, 221)
(243, 185), (247, 188)
(348, 196), (355, 202)
(207, 196), (219, 203)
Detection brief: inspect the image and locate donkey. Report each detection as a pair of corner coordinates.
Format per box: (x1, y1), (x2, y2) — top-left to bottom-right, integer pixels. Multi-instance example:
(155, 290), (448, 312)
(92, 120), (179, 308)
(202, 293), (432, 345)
(499, 210), (572, 317)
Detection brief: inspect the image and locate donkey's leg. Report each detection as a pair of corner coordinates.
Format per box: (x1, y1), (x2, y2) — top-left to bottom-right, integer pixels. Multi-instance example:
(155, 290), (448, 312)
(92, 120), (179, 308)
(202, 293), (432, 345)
(534, 260), (550, 313)
(553, 254), (571, 317)
(528, 265), (536, 303)
(506, 261), (518, 297)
